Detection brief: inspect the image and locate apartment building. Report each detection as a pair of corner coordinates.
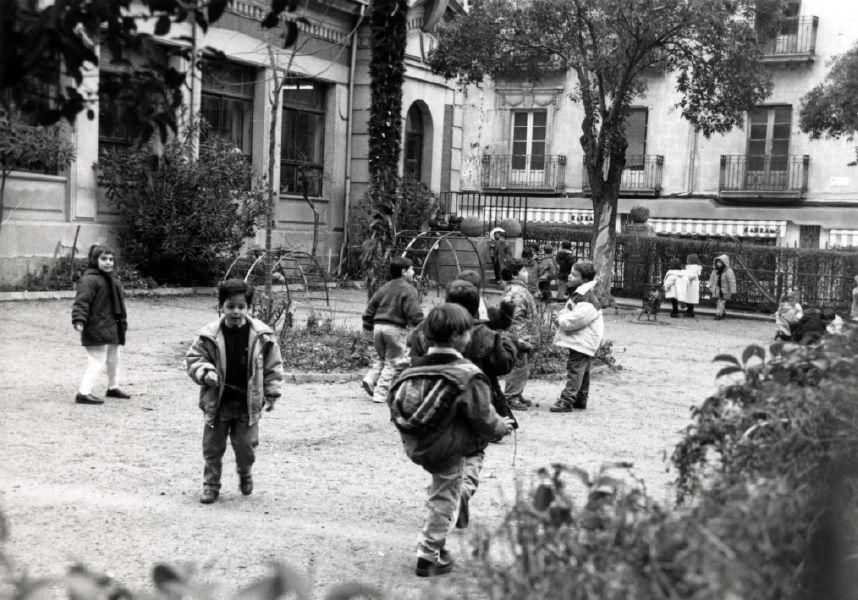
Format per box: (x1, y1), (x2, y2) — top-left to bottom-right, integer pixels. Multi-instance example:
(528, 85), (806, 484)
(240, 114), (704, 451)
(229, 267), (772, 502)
(455, 0), (858, 250)
(0, 0), (466, 284)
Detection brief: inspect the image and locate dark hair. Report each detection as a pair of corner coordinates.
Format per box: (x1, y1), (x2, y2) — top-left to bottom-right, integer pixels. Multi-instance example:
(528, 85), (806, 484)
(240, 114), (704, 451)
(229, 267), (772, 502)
(458, 270), (482, 291)
(542, 245), (554, 255)
(668, 258), (682, 270)
(502, 258), (526, 281)
(446, 280), (480, 317)
(87, 244), (116, 268)
(389, 257), (413, 279)
(521, 248), (534, 260)
(571, 260), (596, 282)
(686, 253), (700, 265)
(560, 240), (572, 250)
(424, 303), (472, 344)
(218, 279), (254, 306)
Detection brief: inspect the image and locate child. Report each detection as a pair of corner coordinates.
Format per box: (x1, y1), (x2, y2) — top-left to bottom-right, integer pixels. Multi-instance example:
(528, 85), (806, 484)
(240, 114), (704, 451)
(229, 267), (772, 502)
(487, 228), (510, 283)
(708, 254), (737, 320)
(662, 258), (686, 318)
(361, 257), (424, 403)
(71, 244), (129, 405)
(185, 279), (284, 504)
(556, 240), (576, 298)
(678, 254), (702, 318)
(550, 261), (605, 413)
(389, 303), (515, 577)
(774, 289), (803, 341)
(458, 269), (489, 321)
(500, 259), (538, 410)
(536, 245), (558, 302)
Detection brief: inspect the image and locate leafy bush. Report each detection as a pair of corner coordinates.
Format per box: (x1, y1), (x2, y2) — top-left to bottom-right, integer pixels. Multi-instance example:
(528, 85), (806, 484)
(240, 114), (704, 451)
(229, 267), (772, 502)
(396, 175), (439, 232)
(279, 315), (373, 371)
(499, 218), (522, 238)
(98, 132), (267, 285)
(460, 215), (485, 237)
(629, 205), (650, 223)
(469, 325), (858, 600)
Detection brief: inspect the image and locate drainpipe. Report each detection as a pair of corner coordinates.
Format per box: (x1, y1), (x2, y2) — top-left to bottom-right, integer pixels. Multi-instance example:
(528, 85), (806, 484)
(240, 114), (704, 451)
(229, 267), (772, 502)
(337, 1), (367, 276)
(686, 123), (698, 194)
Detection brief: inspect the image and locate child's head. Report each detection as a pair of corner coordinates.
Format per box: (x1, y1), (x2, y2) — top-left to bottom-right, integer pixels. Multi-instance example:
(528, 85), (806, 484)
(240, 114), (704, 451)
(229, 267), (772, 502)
(668, 258), (682, 270)
(458, 270), (483, 291)
(446, 280), (480, 317)
(542, 245), (554, 256)
(560, 240), (572, 250)
(522, 248), (534, 261)
(218, 279), (253, 327)
(88, 244), (116, 273)
(502, 258), (528, 282)
(781, 288), (800, 303)
(570, 260), (597, 283)
(424, 303), (472, 351)
(390, 257), (415, 280)
(686, 253), (700, 265)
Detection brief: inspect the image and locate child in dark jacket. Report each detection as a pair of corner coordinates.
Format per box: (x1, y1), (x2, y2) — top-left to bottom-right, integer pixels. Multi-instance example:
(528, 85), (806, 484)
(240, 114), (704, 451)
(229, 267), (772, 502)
(362, 257), (424, 403)
(185, 279), (284, 504)
(389, 304), (514, 577)
(71, 244), (129, 405)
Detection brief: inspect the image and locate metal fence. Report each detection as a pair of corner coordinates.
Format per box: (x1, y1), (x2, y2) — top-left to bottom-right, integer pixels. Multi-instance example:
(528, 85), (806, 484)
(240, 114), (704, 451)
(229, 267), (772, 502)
(762, 16), (818, 57)
(719, 155), (809, 194)
(582, 155), (664, 196)
(480, 154), (566, 192)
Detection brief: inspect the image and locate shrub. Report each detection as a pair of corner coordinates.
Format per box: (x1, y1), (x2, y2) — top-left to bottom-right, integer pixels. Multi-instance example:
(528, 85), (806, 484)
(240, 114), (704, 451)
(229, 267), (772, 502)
(98, 130), (267, 285)
(397, 175), (439, 232)
(278, 315), (373, 371)
(459, 216), (485, 237)
(629, 205), (650, 223)
(498, 218), (522, 238)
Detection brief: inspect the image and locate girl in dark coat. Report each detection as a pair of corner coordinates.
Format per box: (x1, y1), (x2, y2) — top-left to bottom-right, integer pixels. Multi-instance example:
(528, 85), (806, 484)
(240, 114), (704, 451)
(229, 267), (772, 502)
(71, 244), (129, 405)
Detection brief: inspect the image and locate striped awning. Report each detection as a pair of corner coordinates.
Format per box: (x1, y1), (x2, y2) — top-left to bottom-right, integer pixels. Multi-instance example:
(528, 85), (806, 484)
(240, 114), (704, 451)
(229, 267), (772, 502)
(828, 229), (858, 249)
(650, 218), (787, 238)
(528, 208), (594, 224)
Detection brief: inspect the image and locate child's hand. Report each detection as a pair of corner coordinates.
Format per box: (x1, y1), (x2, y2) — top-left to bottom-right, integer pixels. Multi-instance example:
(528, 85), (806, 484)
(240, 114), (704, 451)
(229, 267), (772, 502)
(502, 417), (516, 434)
(73, 322), (83, 332)
(203, 371), (219, 387)
(264, 396), (277, 412)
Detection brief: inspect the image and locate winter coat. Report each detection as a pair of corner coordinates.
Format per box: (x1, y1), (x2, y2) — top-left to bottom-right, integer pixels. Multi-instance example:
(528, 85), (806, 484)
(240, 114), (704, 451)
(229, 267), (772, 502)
(536, 256), (558, 282)
(185, 316), (284, 427)
(362, 278), (423, 332)
(556, 248), (576, 281)
(388, 352), (508, 473)
(678, 264), (702, 305)
(71, 268), (128, 346)
(774, 301), (803, 338)
(553, 280), (604, 357)
(502, 279), (537, 339)
(489, 239), (512, 265)
(708, 254), (737, 300)
(662, 269), (686, 300)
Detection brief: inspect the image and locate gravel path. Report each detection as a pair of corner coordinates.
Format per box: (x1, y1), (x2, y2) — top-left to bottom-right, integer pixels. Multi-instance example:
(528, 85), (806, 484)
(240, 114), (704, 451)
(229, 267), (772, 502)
(0, 293), (771, 598)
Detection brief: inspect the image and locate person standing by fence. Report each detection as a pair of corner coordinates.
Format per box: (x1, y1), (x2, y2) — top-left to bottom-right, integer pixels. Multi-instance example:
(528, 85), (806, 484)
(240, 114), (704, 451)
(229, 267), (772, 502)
(662, 258), (686, 318)
(488, 228), (511, 284)
(678, 254), (702, 318)
(708, 254), (737, 320)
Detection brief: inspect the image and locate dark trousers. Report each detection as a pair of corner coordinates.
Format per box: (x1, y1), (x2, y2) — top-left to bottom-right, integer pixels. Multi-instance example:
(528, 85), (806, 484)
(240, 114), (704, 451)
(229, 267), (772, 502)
(685, 303), (695, 316)
(670, 298), (679, 315)
(202, 414), (258, 490)
(558, 349), (591, 406)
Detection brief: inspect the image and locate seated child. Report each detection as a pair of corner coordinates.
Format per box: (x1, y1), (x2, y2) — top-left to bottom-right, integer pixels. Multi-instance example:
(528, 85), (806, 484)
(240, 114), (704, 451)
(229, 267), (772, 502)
(389, 303), (514, 577)
(773, 289), (803, 341)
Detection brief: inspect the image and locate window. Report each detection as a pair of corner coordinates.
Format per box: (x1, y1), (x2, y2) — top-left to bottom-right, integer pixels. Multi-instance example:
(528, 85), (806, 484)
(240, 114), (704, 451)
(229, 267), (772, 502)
(625, 108), (648, 169)
(747, 106), (792, 172)
(2, 64), (59, 127)
(280, 81), (325, 196)
(511, 110), (546, 171)
(405, 105), (424, 182)
(98, 72), (142, 159)
(201, 60), (255, 158)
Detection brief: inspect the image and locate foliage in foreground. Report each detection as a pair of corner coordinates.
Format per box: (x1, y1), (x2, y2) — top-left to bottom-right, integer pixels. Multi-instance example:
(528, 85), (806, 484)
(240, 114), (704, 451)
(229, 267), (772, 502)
(99, 132), (267, 285)
(470, 324), (858, 599)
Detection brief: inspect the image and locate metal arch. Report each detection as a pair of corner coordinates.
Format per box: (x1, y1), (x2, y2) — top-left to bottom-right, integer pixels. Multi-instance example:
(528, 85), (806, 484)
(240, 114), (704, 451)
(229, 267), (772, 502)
(271, 250), (332, 311)
(397, 230), (486, 298)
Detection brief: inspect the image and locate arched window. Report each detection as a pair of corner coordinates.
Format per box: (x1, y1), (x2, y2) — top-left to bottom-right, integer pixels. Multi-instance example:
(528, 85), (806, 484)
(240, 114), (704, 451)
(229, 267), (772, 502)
(405, 105), (424, 182)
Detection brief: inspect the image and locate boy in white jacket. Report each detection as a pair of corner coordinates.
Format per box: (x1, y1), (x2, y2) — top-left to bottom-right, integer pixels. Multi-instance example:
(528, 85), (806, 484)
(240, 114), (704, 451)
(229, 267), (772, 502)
(550, 261), (605, 413)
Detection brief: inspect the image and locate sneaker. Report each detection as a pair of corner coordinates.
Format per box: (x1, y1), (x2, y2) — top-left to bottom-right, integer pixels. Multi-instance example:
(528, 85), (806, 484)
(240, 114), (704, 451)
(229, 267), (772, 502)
(199, 488), (219, 504)
(360, 379), (374, 397)
(571, 401), (588, 410)
(415, 554), (454, 577)
(520, 397), (533, 407)
(239, 474), (253, 496)
(105, 388), (131, 399)
(669, 313), (679, 318)
(508, 397), (529, 411)
(455, 495), (469, 529)
(75, 393), (104, 405)
(549, 401), (573, 413)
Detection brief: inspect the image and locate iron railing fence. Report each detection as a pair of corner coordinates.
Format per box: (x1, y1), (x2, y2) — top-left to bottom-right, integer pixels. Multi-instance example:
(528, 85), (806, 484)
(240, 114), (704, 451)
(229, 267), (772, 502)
(719, 155), (809, 194)
(582, 155), (664, 195)
(480, 154), (566, 192)
(762, 16), (818, 57)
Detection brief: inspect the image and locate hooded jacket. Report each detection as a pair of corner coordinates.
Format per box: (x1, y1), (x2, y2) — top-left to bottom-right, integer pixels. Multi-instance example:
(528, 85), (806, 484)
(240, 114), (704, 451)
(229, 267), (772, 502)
(388, 352), (508, 473)
(708, 254), (737, 300)
(71, 267), (128, 346)
(662, 269), (686, 300)
(677, 263), (703, 305)
(553, 280), (604, 357)
(185, 316), (284, 426)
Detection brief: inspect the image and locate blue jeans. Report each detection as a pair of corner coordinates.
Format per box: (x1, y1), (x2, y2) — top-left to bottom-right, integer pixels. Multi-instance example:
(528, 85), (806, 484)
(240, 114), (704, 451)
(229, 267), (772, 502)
(364, 324), (408, 403)
(202, 414), (258, 490)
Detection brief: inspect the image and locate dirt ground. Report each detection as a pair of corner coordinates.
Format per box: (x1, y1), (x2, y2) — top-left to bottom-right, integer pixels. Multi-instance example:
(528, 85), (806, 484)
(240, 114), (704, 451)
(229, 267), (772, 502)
(0, 291), (772, 598)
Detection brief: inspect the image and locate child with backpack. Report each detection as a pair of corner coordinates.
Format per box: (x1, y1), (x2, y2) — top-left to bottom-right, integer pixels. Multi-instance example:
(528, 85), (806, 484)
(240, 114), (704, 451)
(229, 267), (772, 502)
(389, 304), (515, 577)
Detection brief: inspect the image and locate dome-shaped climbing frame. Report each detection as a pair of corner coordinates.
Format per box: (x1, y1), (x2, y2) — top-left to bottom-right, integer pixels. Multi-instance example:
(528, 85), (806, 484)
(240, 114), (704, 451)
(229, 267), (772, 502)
(394, 230), (486, 299)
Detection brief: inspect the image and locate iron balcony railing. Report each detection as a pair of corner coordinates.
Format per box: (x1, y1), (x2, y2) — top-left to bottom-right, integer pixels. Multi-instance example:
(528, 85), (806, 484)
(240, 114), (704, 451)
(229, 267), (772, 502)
(719, 155), (809, 198)
(480, 154), (566, 192)
(761, 16), (818, 60)
(582, 155), (663, 196)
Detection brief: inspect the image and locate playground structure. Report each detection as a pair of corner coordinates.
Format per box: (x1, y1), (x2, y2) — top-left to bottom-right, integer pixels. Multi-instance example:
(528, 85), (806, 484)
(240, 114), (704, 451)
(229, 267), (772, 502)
(394, 230), (486, 299)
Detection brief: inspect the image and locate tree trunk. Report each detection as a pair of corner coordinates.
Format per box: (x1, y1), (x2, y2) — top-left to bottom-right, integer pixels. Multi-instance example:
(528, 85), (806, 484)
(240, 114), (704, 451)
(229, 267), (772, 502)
(590, 193), (618, 304)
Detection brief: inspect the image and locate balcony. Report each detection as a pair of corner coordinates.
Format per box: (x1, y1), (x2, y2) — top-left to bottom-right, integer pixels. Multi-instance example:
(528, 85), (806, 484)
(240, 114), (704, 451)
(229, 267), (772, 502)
(719, 155), (809, 200)
(480, 154), (566, 193)
(582, 155), (663, 197)
(760, 16), (818, 64)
